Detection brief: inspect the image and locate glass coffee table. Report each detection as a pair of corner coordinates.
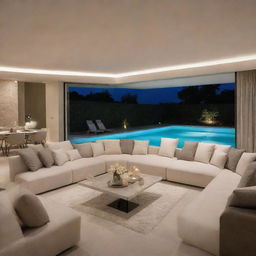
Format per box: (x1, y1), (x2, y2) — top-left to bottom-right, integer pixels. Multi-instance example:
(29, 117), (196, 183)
(79, 173), (162, 213)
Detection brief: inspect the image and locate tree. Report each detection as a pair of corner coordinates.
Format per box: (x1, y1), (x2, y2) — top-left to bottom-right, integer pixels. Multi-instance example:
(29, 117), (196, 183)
(216, 90), (234, 104)
(121, 93), (138, 104)
(84, 90), (114, 102)
(69, 91), (85, 101)
(178, 86), (201, 104)
(199, 84), (220, 104)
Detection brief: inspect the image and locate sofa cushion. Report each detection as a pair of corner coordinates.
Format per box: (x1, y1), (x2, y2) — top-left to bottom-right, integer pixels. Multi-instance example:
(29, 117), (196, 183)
(236, 153), (256, 176)
(52, 149), (69, 166)
(15, 192), (49, 228)
(19, 148), (43, 171)
(177, 141), (198, 161)
(166, 159), (222, 187)
(47, 141), (73, 152)
(128, 154), (174, 178)
(229, 186), (256, 209)
(214, 144), (231, 153)
(132, 140), (149, 155)
(38, 148), (54, 168)
(72, 142), (93, 158)
(15, 165), (72, 194)
(210, 150), (227, 169)
(64, 158), (106, 182)
(66, 149), (82, 161)
(103, 140), (122, 155)
(238, 162), (256, 187)
(95, 154), (131, 170)
(91, 142), (104, 157)
(120, 139), (134, 154)
(194, 142), (215, 163)
(158, 138), (178, 158)
(225, 147), (245, 171)
(178, 170), (241, 255)
(28, 144), (45, 153)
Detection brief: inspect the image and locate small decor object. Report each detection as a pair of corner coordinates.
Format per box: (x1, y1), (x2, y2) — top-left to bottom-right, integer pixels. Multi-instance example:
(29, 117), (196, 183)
(128, 166), (141, 183)
(108, 164), (127, 186)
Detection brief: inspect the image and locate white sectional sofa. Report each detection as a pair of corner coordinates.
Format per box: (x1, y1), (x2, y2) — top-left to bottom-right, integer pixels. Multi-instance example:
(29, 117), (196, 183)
(9, 141), (225, 194)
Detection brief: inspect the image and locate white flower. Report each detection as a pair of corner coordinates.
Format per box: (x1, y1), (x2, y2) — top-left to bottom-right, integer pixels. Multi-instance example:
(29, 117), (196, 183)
(108, 163), (127, 175)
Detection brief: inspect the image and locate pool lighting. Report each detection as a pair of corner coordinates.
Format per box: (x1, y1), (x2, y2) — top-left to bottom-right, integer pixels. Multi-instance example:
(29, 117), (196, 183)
(1, 54), (256, 79)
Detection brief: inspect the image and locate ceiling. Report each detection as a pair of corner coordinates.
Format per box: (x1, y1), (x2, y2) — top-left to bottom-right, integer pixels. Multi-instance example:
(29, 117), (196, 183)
(0, 0), (256, 84)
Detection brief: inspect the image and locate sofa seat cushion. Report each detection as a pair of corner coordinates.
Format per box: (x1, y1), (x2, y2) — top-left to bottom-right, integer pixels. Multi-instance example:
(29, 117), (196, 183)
(22, 198), (81, 256)
(95, 154), (131, 169)
(128, 155), (175, 178)
(178, 170), (241, 256)
(64, 158), (105, 183)
(15, 166), (72, 194)
(166, 160), (222, 187)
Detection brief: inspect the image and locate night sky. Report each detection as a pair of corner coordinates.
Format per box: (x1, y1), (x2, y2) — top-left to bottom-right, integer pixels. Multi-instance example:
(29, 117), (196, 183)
(69, 83), (235, 104)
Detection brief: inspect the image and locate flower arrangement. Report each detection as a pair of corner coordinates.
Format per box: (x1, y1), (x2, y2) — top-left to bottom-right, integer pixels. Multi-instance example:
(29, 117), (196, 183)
(108, 164), (127, 175)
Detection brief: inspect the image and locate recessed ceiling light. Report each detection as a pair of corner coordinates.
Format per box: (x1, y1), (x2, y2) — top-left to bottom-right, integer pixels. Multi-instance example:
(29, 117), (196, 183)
(0, 55), (256, 79)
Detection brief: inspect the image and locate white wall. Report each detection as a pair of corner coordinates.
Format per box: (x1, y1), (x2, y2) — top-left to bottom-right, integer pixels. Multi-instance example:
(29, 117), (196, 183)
(45, 82), (64, 141)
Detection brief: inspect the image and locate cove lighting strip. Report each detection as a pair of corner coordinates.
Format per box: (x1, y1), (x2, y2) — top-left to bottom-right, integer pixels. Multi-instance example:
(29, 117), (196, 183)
(1, 55), (256, 79)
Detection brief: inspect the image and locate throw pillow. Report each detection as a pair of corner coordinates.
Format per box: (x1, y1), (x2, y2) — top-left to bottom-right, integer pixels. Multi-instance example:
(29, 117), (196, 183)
(229, 186), (256, 209)
(46, 141), (73, 151)
(38, 148), (54, 168)
(158, 138), (178, 158)
(91, 142), (105, 157)
(104, 140), (122, 155)
(194, 142), (215, 163)
(52, 149), (69, 166)
(72, 142), (93, 158)
(214, 144), (231, 153)
(225, 147), (245, 171)
(177, 141), (198, 161)
(132, 140), (149, 155)
(210, 150), (228, 169)
(19, 148), (43, 171)
(27, 144), (45, 153)
(236, 153), (256, 176)
(15, 192), (49, 228)
(120, 139), (134, 154)
(66, 149), (82, 161)
(238, 162), (256, 187)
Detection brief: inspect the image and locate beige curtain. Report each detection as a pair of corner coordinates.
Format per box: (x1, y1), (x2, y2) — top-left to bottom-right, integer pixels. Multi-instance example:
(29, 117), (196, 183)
(236, 70), (256, 152)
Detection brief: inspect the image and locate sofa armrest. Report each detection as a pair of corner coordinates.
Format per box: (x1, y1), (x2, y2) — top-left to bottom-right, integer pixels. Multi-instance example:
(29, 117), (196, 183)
(8, 156), (28, 182)
(148, 146), (159, 155)
(220, 206), (256, 256)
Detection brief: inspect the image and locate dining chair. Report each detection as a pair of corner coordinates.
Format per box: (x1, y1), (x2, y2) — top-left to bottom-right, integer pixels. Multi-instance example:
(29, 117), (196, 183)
(0, 135), (6, 156)
(27, 130), (47, 145)
(4, 133), (26, 156)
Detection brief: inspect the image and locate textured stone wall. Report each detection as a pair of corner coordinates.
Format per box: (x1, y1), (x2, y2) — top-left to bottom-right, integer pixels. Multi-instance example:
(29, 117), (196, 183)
(0, 80), (19, 127)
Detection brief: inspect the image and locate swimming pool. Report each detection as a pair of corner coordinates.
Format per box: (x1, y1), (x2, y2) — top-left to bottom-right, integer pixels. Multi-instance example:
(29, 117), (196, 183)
(70, 125), (235, 148)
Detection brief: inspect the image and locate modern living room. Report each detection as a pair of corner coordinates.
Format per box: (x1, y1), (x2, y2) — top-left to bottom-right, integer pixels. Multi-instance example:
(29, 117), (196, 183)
(1, 1), (256, 256)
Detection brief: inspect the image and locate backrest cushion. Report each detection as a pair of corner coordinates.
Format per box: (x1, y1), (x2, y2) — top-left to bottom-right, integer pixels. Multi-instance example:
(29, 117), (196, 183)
(194, 142), (215, 163)
(91, 142), (105, 157)
(132, 140), (149, 155)
(15, 192), (49, 228)
(73, 142), (93, 158)
(158, 138), (178, 158)
(104, 140), (122, 155)
(229, 186), (256, 209)
(47, 141), (73, 152)
(19, 148), (43, 171)
(236, 153), (256, 176)
(120, 139), (134, 154)
(148, 145), (160, 155)
(66, 149), (82, 161)
(0, 190), (23, 249)
(27, 144), (45, 153)
(38, 148), (54, 168)
(52, 149), (69, 166)
(238, 162), (256, 187)
(210, 150), (228, 169)
(214, 144), (231, 153)
(177, 141), (198, 161)
(225, 147), (245, 171)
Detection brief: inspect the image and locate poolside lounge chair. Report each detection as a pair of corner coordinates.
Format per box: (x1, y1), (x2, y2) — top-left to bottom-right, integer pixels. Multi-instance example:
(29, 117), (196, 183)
(86, 120), (104, 134)
(95, 120), (113, 132)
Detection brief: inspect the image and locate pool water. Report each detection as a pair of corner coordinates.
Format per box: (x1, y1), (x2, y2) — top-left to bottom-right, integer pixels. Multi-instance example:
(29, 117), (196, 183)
(71, 125), (235, 148)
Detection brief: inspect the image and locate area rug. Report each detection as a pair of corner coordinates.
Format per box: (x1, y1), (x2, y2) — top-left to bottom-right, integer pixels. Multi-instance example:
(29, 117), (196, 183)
(42, 182), (188, 234)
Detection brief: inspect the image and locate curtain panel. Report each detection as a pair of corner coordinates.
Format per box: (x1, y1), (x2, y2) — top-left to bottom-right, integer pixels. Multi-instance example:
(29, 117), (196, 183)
(236, 70), (256, 152)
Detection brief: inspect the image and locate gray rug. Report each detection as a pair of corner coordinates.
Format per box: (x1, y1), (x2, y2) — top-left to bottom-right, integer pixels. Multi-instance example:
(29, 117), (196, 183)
(43, 182), (187, 234)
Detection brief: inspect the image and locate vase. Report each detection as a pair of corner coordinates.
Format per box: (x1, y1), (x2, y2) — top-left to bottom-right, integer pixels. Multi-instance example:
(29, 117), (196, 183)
(113, 172), (123, 185)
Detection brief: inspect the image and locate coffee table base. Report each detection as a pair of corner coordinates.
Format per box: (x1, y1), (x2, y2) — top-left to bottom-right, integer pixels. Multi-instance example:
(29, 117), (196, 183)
(108, 198), (139, 213)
